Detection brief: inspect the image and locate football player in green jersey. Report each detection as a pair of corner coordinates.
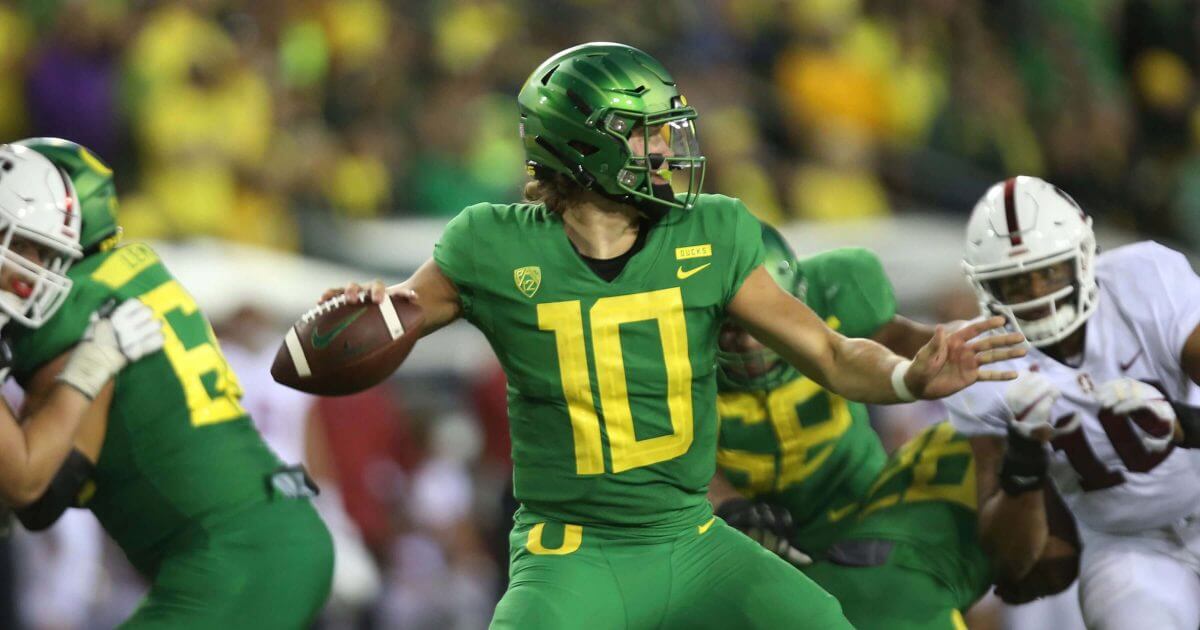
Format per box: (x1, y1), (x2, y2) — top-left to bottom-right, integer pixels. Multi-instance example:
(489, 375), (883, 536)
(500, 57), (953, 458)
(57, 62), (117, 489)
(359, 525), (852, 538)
(0, 143), (163, 511)
(712, 223), (934, 558)
(800, 421), (1081, 630)
(322, 42), (1026, 629)
(713, 225), (1080, 629)
(8, 138), (334, 629)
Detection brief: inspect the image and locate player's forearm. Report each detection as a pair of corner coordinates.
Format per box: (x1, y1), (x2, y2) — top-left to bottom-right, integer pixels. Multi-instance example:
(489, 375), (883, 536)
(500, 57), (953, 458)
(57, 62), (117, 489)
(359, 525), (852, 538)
(994, 533), (1079, 603)
(980, 489), (1048, 580)
(0, 385), (91, 506)
(809, 334), (909, 405)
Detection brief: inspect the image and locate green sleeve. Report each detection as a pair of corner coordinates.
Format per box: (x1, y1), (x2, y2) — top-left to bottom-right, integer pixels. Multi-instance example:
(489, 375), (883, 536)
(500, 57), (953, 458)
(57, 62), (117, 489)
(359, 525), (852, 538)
(9, 278), (112, 384)
(802, 248), (896, 339)
(723, 197), (766, 306)
(432, 204), (482, 317)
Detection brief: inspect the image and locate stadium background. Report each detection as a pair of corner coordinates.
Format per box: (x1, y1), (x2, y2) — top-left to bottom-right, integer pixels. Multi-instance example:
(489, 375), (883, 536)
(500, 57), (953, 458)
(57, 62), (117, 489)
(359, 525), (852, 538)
(0, 0), (1197, 628)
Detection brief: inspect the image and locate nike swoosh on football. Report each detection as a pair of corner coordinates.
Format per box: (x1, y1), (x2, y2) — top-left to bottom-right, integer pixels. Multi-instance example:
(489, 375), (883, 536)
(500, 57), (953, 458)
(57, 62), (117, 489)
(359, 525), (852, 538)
(310, 309), (367, 349)
(1119, 348), (1144, 371)
(677, 263), (711, 280)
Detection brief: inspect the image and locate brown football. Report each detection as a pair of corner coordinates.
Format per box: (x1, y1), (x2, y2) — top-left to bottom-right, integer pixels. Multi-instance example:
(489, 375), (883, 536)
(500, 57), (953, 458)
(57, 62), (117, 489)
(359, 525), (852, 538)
(271, 292), (424, 396)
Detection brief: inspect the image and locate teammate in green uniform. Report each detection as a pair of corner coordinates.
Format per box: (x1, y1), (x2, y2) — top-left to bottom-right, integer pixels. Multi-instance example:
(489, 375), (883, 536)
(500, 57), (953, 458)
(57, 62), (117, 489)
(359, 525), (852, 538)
(805, 419), (1082, 629)
(801, 422), (991, 629)
(323, 43), (1026, 629)
(712, 224), (933, 556)
(8, 138), (334, 629)
(714, 226), (1080, 629)
(0, 143), (163, 515)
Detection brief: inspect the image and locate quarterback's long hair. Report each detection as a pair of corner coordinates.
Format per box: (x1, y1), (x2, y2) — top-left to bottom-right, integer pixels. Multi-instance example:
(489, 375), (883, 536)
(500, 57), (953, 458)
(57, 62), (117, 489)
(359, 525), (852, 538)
(523, 167), (587, 215)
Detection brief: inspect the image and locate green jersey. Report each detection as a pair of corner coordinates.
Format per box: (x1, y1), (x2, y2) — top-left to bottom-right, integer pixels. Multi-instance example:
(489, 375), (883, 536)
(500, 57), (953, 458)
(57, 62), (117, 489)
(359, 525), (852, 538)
(834, 421), (992, 612)
(716, 247), (894, 552)
(8, 243), (284, 574)
(433, 194), (764, 530)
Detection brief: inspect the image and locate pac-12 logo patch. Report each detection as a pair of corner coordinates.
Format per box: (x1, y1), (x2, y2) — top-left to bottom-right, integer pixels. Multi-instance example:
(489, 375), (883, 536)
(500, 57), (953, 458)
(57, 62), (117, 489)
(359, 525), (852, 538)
(514, 266), (542, 298)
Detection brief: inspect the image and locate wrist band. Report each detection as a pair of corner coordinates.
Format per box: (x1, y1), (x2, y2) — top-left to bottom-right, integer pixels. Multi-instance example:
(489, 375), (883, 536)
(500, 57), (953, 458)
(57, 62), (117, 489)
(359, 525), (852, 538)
(1001, 427), (1048, 495)
(891, 360), (916, 402)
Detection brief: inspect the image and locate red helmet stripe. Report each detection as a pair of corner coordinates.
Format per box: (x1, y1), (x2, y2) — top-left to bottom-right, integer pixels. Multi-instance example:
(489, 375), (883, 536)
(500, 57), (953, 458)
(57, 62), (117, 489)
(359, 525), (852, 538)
(1003, 177), (1022, 246)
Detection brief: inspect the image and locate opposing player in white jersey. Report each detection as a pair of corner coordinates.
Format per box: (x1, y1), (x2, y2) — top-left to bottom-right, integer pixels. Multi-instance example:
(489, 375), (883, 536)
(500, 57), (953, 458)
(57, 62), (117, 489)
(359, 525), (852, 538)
(945, 175), (1200, 630)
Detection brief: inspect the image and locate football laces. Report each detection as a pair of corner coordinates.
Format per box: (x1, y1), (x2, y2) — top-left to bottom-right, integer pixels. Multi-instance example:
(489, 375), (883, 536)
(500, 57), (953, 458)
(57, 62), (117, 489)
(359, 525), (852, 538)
(300, 290), (368, 324)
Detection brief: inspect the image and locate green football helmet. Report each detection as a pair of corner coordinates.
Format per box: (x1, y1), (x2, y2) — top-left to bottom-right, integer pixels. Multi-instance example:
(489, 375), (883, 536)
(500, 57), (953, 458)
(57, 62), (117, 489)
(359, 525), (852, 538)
(717, 222), (803, 390)
(518, 42), (705, 213)
(15, 138), (121, 255)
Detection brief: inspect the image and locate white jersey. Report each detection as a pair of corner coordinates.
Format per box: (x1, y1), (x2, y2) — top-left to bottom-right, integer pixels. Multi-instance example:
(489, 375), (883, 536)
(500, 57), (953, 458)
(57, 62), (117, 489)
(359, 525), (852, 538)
(222, 342), (313, 464)
(947, 241), (1200, 534)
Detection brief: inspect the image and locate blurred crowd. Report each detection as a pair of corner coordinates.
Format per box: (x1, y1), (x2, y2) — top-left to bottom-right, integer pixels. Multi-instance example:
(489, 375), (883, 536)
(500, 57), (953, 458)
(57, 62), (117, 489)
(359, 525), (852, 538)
(2, 0), (1200, 252)
(1, 0), (1198, 628)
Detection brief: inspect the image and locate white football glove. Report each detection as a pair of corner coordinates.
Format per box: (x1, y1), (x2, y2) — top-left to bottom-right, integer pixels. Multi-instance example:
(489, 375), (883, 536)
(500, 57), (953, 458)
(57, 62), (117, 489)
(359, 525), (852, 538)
(58, 300), (165, 399)
(1004, 372), (1067, 440)
(1095, 378), (1176, 453)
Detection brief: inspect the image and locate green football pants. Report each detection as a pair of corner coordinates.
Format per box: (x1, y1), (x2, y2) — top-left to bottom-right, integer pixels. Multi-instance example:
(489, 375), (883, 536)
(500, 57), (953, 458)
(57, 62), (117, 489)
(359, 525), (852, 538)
(803, 558), (968, 630)
(120, 498), (334, 629)
(491, 516), (852, 629)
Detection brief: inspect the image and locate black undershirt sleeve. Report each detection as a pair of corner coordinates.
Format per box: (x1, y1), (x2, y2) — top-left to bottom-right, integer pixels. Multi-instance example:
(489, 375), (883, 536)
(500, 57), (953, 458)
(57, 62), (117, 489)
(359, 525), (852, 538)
(15, 449), (95, 531)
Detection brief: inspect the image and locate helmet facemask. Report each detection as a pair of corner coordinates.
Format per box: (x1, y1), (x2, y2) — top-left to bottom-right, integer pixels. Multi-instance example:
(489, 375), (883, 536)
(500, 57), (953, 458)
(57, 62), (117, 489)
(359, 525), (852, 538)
(967, 234), (1098, 348)
(716, 322), (792, 390)
(608, 104), (705, 213)
(0, 226), (77, 328)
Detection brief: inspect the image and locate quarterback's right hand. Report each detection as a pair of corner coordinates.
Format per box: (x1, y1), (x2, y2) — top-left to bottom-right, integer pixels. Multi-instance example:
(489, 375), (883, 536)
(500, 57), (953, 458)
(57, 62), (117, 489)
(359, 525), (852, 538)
(1004, 372), (1065, 442)
(716, 498), (812, 566)
(320, 280), (414, 307)
(57, 300), (164, 399)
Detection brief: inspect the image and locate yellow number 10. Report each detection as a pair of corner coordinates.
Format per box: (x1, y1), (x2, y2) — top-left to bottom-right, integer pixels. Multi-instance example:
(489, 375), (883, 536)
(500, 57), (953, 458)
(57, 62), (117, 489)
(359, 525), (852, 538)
(538, 287), (694, 475)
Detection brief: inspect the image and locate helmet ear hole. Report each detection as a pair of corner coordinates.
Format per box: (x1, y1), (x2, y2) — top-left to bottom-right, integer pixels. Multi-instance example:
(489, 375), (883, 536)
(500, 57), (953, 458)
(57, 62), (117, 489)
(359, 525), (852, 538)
(565, 90), (593, 116)
(568, 140), (599, 157)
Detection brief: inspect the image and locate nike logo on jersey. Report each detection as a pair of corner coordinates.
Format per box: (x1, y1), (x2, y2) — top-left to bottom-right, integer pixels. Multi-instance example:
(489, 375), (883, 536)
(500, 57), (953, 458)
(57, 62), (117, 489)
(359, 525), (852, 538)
(310, 309), (367, 349)
(677, 263), (711, 280)
(1120, 348), (1144, 371)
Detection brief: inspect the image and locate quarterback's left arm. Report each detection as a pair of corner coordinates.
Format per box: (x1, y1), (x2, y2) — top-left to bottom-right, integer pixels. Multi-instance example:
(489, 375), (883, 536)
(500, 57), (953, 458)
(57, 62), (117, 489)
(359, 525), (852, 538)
(728, 266), (1025, 403)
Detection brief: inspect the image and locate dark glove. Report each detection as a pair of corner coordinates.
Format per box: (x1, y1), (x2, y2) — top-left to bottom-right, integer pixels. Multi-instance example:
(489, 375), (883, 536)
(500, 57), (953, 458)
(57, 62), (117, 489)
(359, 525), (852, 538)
(716, 498), (812, 566)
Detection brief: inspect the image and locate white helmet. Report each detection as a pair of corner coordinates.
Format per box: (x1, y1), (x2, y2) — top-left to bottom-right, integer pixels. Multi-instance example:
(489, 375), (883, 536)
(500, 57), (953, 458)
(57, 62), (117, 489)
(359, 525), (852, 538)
(0, 144), (83, 327)
(962, 175), (1098, 347)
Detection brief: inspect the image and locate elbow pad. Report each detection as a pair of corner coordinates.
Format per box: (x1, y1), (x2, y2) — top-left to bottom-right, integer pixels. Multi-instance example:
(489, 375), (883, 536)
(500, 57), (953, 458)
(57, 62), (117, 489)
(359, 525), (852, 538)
(15, 449), (96, 531)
